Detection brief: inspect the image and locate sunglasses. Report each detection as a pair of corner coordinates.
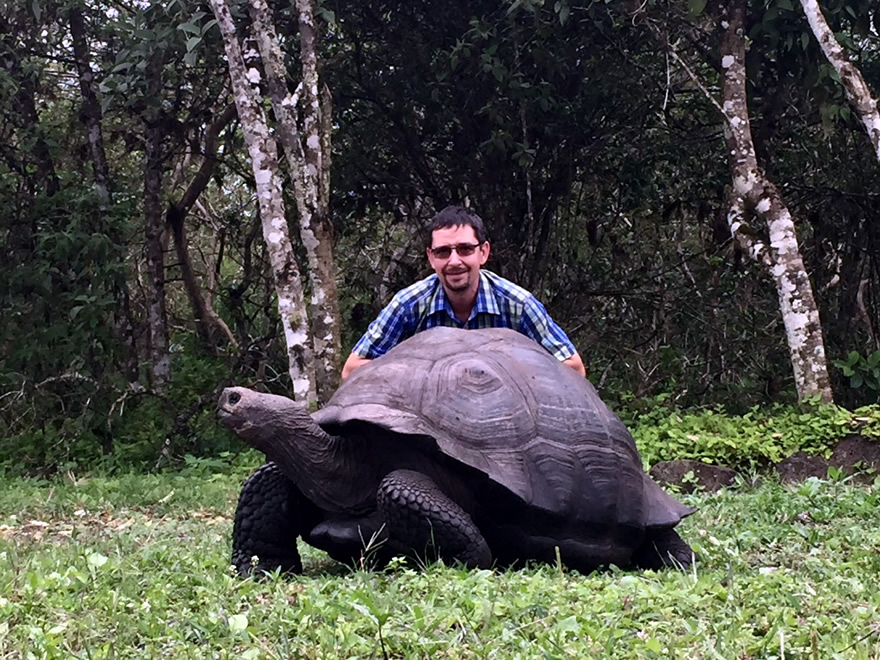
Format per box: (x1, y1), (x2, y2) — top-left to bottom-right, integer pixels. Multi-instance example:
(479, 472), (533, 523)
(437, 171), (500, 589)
(429, 242), (483, 259)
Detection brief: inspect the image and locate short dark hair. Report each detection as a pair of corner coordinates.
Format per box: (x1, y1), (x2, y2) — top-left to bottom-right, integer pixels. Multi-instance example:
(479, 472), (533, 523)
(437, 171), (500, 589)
(427, 205), (487, 245)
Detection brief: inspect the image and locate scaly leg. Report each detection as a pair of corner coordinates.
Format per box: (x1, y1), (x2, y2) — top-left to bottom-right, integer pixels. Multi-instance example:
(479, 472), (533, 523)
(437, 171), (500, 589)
(377, 469), (491, 569)
(232, 462), (315, 576)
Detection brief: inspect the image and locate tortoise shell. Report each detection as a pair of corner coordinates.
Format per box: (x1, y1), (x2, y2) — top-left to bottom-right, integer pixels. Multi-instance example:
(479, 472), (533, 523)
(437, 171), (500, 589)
(315, 326), (691, 530)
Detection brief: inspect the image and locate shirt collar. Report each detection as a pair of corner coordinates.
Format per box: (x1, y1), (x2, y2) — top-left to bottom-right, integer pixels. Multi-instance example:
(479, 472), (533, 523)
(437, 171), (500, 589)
(427, 271), (501, 321)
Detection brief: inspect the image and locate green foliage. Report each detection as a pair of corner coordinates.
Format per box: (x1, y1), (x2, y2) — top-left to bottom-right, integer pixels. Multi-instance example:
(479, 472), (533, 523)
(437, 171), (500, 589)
(99, 0), (223, 111)
(0, 331), (241, 475)
(6, 0), (880, 479)
(0, 172), (134, 473)
(624, 398), (880, 470)
(834, 350), (880, 395)
(0, 0), (238, 475)
(1, 188), (126, 376)
(688, 0), (707, 17)
(2, 474), (880, 657)
(95, 333), (240, 469)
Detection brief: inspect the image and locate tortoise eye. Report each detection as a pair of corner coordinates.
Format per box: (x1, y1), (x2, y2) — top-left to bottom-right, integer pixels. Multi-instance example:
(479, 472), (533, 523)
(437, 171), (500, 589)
(228, 391), (241, 405)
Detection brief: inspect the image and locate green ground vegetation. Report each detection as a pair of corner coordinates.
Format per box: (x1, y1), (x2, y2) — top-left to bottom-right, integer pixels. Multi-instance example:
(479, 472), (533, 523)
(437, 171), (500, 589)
(622, 400), (880, 471)
(1, 460), (879, 659)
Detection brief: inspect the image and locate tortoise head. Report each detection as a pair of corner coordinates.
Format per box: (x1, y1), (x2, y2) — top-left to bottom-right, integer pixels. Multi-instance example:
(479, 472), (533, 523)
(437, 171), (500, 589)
(218, 386), (315, 452)
(219, 387), (351, 509)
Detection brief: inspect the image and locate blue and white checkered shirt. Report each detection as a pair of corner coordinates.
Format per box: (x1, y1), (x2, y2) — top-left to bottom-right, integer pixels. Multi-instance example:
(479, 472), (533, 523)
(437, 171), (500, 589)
(352, 270), (577, 362)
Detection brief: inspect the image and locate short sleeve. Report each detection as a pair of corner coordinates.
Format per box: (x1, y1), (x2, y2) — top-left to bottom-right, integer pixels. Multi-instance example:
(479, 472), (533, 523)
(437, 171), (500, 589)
(351, 296), (412, 359)
(518, 298), (576, 361)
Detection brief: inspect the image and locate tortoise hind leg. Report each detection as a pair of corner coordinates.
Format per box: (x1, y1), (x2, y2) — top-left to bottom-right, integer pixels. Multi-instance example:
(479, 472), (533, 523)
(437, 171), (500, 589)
(631, 528), (696, 570)
(377, 469), (491, 569)
(232, 462), (315, 576)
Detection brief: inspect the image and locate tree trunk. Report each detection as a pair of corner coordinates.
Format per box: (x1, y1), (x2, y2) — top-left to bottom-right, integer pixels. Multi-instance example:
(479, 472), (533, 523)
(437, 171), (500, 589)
(166, 102), (238, 352)
(209, 0), (317, 405)
(143, 47), (171, 391)
(68, 6), (140, 386)
(248, 0), (342, 403)
(719, 0), (833, 402)
(799, 0), (880, 161)
(68, 7), (110, 209)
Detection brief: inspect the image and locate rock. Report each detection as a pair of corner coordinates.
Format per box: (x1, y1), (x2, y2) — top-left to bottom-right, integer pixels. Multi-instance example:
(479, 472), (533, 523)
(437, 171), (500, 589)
(775, 452), (829, 483)
(830, 435), (880, 480)
(775, 435), (880, 483)
(649, 459), (739, 493)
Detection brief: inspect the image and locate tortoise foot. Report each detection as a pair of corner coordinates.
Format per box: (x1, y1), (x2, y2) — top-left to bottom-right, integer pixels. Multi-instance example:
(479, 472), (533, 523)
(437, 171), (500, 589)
(377, 469), (492, 569)
(631, 528), (696, 570)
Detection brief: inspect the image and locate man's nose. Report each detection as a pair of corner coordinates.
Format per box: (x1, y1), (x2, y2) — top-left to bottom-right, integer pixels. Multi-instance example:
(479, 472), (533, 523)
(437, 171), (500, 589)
(447, 248), (463, 265)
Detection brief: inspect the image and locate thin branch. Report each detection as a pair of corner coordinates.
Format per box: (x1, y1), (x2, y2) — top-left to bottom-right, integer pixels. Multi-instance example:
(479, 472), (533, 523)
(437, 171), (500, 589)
(799, 0), (880, 161)
(665, 43), (728, 119)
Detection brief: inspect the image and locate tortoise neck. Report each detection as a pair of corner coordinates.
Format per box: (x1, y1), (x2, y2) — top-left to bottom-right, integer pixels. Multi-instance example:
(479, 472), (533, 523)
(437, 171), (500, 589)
(258, 411), (372, 512)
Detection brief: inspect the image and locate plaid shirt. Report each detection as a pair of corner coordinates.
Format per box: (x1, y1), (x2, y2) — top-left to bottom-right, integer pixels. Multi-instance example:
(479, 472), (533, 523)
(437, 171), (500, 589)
(352, 270), (577, 361)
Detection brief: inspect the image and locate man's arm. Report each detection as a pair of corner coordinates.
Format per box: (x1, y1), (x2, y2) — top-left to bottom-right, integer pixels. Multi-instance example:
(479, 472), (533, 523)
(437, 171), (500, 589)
(341, 352), (372, 380)
(563, 352), (587, 378)
(341, 281), (428, 381)
(341, 296), (405, 381)
(516, 296), (586, 377)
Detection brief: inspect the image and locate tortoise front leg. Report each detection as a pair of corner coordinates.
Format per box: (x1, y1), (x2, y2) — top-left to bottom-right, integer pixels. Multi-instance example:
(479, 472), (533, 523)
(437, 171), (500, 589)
(377, 469), (491, 569)
(232, 462), (313, 576)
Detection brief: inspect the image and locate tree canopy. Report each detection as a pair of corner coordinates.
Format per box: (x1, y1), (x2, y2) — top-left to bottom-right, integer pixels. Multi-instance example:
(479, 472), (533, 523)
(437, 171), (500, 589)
(1, 0), (879, 473)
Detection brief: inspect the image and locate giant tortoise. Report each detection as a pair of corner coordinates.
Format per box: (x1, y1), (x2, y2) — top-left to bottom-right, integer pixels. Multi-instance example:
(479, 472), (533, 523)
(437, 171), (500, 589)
(220, 327), (696, 575)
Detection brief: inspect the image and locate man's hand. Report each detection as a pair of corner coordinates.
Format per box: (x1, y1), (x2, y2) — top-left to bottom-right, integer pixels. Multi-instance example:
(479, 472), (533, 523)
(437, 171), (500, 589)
(563, 353), (587, 378)
(341, 353), (372, 380)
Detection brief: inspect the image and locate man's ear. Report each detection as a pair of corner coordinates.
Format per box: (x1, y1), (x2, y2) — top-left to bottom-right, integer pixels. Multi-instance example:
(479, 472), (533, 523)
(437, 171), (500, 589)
(479, 241), (490, 265)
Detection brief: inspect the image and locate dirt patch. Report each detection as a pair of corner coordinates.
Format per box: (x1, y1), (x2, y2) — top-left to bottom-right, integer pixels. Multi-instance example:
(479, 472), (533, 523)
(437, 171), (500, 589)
(776, 435), (880, 484)
(651, 435), (879, 491)
(0, 509), (230, 545)
(650, 459), (739, 493)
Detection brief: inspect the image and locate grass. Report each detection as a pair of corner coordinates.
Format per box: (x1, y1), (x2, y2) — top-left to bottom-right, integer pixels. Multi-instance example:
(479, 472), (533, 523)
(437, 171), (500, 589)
(2, 463), (880, 659)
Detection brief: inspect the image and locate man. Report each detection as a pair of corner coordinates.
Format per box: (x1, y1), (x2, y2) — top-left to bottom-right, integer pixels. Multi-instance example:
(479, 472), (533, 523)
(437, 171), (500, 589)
(341, 205), (587, 379)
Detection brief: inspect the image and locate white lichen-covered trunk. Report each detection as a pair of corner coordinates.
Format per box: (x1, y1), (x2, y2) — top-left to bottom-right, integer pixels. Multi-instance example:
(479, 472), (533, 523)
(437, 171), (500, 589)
(248, 0), (342, 404)
(209, 0), (316, 404)
(799, 0), (880, 162)
(720, 0), (833, 402)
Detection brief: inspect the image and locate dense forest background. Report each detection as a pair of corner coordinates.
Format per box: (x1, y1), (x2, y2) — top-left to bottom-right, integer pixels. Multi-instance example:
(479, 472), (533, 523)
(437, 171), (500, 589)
(1, 0), (879, 473)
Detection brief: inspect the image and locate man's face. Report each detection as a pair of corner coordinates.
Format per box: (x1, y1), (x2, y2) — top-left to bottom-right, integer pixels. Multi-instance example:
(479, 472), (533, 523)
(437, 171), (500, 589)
(426, 224), (490, 296)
